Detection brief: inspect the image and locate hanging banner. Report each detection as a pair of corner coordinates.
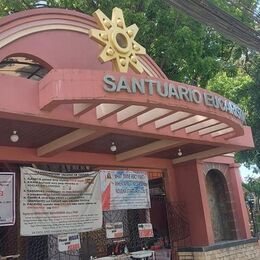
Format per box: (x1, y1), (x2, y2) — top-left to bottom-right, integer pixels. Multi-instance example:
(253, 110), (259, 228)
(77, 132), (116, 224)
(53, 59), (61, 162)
(20, 167), (102, 236)
(105, 222), (124, 239)
(0, 172), (15, 226)
(138, 223), (154, 238)
(101, 170), (150, 211)
(58, 233), (81, 252)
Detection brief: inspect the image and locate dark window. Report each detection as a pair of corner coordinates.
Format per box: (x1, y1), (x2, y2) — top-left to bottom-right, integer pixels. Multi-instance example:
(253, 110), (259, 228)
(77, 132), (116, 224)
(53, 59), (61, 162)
(0, 56), (50, 80)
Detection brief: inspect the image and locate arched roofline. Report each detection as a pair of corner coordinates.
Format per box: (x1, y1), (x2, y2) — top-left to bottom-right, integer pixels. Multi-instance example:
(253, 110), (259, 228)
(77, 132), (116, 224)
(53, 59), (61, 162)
(0, 8), (167, 79)
(0, 8), (96, 29)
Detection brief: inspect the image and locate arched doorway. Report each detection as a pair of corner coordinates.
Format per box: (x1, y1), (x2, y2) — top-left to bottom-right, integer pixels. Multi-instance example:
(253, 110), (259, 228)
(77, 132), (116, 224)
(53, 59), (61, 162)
(206, 169), (236, 242)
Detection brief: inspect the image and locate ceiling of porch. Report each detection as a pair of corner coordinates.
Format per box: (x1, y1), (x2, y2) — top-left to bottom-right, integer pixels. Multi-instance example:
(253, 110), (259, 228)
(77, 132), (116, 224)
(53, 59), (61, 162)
(0, 118), (218, 163)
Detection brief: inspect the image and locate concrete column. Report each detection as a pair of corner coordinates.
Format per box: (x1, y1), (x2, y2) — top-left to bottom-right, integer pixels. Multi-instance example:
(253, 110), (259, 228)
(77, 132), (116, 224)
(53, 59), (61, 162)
(229, 163), (251, 239)
(164, 165), (179, 202)
(173, 160), (214, 246)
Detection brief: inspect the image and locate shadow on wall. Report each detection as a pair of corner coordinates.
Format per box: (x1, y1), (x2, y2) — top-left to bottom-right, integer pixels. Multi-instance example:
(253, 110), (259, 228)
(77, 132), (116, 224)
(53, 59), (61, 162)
(206, 169), (237, 242)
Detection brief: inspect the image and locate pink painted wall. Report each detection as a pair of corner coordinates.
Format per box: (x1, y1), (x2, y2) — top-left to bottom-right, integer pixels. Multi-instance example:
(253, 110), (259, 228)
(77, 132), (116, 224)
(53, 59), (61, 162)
(169, 159), (251, 247)
(164, 166), (179, 202)
(173, 160), (214, 246)
(0, 30), (111, 70)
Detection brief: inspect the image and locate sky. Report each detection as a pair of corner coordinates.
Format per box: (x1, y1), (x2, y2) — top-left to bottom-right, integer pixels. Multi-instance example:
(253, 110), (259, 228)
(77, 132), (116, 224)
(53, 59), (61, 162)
(239, 164), (258, 182)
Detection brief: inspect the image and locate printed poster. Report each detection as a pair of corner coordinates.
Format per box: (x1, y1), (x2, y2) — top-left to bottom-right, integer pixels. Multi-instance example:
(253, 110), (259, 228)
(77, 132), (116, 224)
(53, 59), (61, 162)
(58, 233), (81, 252)
(20, 167), (102, 236)
(101, 170), (150, 211)
(0, 172), (15, 226)
(138, 223), (154, 238)
(106, 222), (123, 239)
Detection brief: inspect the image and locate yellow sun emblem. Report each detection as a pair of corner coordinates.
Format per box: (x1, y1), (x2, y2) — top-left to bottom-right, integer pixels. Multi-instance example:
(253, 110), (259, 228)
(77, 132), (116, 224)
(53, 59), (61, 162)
(89, 7), (146, 73)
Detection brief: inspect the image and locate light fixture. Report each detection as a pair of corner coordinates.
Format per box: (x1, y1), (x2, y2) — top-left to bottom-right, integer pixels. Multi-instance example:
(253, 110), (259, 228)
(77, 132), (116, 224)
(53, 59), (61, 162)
(177, 148), (182, 157)
(10, 130), (19, 143)
(110, 142), (117, 152)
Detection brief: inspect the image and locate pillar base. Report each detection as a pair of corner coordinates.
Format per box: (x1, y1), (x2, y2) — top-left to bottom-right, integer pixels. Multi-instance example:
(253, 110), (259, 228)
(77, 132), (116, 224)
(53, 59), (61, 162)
(177, 238), (260, 260)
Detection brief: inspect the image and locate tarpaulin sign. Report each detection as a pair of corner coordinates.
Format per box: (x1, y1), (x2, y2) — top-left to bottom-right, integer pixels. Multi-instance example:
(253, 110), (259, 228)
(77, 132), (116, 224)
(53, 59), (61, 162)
(100, 170), (151, 211)
(0, 172), (15, 226)
(106, 222), (123, 239)
(58, 233), (81, 252)
(20, 167), (102, 236)
(138, 223), (154, 238)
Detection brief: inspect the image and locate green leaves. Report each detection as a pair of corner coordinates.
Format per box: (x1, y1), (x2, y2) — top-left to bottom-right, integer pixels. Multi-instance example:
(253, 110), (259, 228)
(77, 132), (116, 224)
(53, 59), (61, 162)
(243, 175), (260, 197)
(0, 0), (248, 87)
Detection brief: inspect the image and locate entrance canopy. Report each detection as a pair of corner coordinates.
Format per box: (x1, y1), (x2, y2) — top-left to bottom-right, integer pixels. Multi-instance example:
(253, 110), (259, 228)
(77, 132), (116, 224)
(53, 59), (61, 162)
(0, 8), (254, 168)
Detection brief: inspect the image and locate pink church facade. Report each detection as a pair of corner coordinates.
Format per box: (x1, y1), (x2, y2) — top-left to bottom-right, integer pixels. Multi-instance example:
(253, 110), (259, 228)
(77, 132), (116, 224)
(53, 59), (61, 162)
(0, 7), (259, 260)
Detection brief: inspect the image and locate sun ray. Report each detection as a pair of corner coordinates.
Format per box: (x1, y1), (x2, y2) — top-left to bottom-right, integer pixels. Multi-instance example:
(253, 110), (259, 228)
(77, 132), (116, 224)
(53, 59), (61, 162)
(129, 57), (144, 74)
(99, 44), (117, 63)
(115, 55), (128, 73)
(89, 29), (109, 46)
(112, 7), (126, 29)
(132, 41), (146, 55)
(126, 24), (139, 39)
(92, 9), (112, 31)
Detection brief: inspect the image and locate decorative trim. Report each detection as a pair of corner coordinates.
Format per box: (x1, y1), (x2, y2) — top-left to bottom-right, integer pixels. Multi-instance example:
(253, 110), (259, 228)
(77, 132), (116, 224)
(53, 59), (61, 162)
(203, 162), (229, 177)
(0, 20), (90, 49)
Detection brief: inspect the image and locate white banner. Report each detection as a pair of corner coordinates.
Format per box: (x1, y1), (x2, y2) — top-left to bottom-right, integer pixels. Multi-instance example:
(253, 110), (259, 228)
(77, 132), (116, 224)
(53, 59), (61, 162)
(0, 172), (15, 226)
(20, 167), (102, 236)
(101, 170), (150, 211)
